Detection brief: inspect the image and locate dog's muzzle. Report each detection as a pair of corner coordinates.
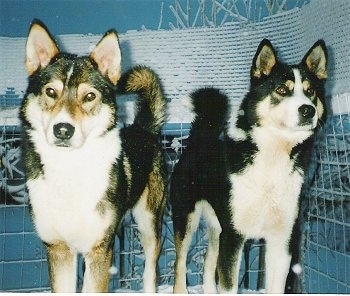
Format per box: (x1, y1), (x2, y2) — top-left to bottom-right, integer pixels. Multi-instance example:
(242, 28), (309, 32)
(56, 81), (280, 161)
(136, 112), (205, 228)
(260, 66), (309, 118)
(298, 104), (316, 127)
(53, 123), (75, 147)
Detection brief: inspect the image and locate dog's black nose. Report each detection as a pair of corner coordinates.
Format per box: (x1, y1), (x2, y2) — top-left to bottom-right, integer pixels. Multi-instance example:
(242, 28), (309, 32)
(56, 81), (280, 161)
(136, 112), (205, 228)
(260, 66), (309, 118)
(298, 104), (316, 119)
(53, 123), (75, 140)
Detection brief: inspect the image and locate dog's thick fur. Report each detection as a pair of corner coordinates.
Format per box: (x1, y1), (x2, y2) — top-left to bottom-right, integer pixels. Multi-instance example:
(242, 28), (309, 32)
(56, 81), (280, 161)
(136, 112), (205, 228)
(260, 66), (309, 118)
(171, 39), (328, 293)
(21, 20), (166, 292)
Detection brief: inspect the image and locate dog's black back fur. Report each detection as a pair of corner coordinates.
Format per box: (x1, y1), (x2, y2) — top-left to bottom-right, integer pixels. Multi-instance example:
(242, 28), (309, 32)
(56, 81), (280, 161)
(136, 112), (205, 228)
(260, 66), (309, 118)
(171, 88), (230, 238)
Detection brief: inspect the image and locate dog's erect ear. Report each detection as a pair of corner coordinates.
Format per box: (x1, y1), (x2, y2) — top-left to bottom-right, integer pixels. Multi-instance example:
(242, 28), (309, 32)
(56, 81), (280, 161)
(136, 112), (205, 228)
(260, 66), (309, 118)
(302, 40), (328, 80)
(25, 19), (60, 75)
(90, 30), (121, 85)
(251, 39), (277, 79)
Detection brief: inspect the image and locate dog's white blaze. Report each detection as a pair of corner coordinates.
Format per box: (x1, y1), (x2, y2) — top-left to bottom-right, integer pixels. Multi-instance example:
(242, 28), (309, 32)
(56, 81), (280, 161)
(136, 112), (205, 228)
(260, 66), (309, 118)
(27, 121), (121, 253)
(66, 65), (74, 84)
(293, 69), (304, 96)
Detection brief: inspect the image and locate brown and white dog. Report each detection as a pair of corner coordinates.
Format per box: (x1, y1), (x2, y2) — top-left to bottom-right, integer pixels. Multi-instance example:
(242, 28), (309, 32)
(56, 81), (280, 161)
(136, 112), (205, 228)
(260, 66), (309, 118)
(21, 19), (166, 292)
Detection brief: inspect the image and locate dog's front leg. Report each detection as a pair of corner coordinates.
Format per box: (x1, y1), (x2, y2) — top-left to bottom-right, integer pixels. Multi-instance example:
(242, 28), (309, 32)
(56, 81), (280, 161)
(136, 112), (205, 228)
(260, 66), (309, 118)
(265, 237), (292, 293)
(217, 228), (244, 293)
(285, 213), (303, 293)
(82, 241), (113, 292)
(46, 241), (78, 292)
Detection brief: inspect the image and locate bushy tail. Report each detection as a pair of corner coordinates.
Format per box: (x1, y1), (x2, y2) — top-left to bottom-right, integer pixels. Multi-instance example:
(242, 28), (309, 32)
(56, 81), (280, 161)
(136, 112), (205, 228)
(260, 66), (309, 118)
(190, 88), (229, 137)
(118, 65), (165, 135)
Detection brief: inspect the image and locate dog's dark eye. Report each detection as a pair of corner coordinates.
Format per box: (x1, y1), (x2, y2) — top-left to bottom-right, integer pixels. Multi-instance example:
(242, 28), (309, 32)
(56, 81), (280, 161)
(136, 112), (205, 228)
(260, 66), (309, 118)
(276, 85), (289, 96)
(84, 92), (96, 102)
(305, 87), (315, 96)
(45, 87), (57, 99)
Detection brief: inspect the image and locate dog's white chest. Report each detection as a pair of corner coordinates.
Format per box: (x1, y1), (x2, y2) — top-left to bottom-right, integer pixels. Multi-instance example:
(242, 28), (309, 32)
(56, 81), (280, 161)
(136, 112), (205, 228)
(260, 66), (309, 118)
(230, 147), (303, 239)
(27, 130), (120, 253)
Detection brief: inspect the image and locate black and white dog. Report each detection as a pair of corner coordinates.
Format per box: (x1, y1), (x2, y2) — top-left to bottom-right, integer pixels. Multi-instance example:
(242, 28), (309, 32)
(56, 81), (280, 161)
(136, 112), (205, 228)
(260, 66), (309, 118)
(171, 39), (327, 293)
(21, 20), (166, 292)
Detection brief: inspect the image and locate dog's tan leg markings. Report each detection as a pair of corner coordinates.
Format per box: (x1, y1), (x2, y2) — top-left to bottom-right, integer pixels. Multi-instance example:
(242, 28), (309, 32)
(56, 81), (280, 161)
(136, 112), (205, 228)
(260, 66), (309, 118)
(46, 241), (77, 292)
(132, 160), (166, 293)
(118, 66), (166, 292)
(82, 240), (113, 292)
(173, 200), (221, 294)
(173, 208), (201, 293)
(202, 203), (221, 293)
(173, 232), (192, 293)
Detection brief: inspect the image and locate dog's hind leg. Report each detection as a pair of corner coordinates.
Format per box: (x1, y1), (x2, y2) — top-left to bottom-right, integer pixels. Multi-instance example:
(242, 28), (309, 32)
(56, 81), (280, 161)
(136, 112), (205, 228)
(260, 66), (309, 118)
(173, 203), (202, 293)
(135, 211), (161, 293)
(132, 172), (166, 293)
(82, 239), (114, 292)
(217, 228), (244, 293)
(202, 202), (221, 293)
(132, 196), (162, 293)
(46, 241), (78, 292)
